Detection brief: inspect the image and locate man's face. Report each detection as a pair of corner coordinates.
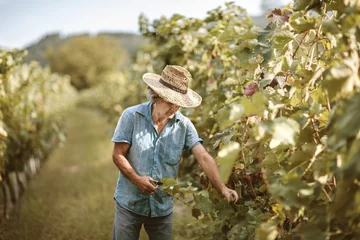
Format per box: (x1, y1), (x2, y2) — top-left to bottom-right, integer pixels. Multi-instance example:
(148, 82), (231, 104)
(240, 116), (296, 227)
(158, 99), (180, 119)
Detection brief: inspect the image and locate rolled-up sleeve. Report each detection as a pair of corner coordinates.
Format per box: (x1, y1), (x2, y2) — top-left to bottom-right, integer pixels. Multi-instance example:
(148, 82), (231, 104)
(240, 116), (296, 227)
(112, 109), (133, 144)
(184, 119), (203, 152)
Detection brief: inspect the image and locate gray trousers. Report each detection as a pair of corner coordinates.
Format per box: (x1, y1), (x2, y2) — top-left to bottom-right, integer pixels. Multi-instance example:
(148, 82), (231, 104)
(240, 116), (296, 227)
(112, 201), (173, 240)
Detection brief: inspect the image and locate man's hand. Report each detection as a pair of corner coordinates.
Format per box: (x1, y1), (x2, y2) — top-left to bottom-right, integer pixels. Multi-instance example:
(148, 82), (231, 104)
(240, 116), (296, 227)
(134, 176), (157, 195)
(221, 186), (239, 203)
(112, 143), (157, 195)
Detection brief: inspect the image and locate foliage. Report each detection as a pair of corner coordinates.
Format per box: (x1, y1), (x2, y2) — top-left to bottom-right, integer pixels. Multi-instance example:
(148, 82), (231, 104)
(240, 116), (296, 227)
(139, 1), (360, 239)
(77, 45), (161, 123)
(47, 35), (126, 90)
(24, 32), (146, 68)
(79, 0), (360, 239)
(77, 71), (143, 123)
(0, 49), (77, 175)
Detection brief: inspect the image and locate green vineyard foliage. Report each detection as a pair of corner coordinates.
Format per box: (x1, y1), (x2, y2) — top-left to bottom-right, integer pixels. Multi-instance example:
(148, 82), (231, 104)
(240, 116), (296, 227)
(80, 1), (360, 239)
(0, 49), (77, 178)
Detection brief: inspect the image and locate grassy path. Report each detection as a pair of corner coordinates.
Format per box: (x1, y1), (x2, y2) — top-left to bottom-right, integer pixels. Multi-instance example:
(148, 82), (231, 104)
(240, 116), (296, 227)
(0, 106), (193, 240)
(1, 107), (117, 240)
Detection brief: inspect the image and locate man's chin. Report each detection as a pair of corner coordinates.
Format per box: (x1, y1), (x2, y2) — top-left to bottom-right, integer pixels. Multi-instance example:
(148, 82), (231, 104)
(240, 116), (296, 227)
(167, 112), (176, 119)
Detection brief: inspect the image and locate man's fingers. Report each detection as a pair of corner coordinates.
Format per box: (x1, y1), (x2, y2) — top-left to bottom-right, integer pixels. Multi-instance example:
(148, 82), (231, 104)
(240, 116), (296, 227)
(229, 190), (239, 203)
(231, 190), (239, 203)
(142, 189), (155, 195)
(224, 189), (239, 203)
(145, 180), (157, 193)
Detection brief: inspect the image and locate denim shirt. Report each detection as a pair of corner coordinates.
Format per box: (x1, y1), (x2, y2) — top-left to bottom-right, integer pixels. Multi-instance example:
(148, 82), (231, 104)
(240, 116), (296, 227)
(112, 101), (202, 217)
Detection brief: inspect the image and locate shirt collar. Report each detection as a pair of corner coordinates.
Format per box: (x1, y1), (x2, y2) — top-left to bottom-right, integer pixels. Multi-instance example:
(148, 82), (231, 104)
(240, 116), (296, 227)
(136, 101), (182, 123)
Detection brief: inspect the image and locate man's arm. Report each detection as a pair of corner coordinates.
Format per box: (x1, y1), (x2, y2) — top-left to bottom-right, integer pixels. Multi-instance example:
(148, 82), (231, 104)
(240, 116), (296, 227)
(112, 142), (156, 195)
(192, 144), (239, 202)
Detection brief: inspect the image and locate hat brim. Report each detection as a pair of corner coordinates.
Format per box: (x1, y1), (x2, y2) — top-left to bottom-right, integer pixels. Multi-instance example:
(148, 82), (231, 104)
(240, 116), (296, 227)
(142, 73), (202, 108)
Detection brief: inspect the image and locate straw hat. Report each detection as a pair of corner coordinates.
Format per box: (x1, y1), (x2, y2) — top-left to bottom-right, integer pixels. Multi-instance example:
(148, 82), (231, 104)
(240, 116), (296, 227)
(142, 65), (202, 108)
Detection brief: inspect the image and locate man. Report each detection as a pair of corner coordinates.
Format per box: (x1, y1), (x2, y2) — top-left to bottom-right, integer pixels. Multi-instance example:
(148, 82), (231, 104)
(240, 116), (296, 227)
(112, 65), (239, 240)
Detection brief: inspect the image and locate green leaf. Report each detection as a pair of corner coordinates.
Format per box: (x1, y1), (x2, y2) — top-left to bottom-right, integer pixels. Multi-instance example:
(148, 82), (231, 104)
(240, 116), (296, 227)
(289, 12), (317, 32)
(215, 103), (244, 130)
(215, 200), (236, 219)
(287, 146), (314, 171)
(272, 29), (294, 46)
(194, 191), (213, 215)
(332, 93), (360, 138)
(323, 62), (356, 100)
(218, 28), (236, 43)
(342, 139), (360, 180)
(255, 219), (279, 240)
(269, 117), (300, 148)
(272, 204), (286, 222)
(309, 102), (322, 117)
(160, 178), (177, 186)
(322, 19), (340, 34)
(262, 152), (281, 178)
(229, 102), (245, 122)
(296, 69), (314, 83)
(240, 92), (267, 116)
(223, 77), (240, 87)
(298, 224), (327, 240)
(216, 142), (241, 182)
(264, 59), (283, 82)
(293, 0), (309, 11)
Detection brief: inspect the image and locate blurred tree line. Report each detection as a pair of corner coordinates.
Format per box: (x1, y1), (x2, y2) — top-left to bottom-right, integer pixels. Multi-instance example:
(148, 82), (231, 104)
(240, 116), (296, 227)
(46, 35), (126, 90)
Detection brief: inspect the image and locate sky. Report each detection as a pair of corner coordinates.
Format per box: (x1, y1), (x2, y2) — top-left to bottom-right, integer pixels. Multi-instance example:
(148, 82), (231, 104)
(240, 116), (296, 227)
(0, 0), (289, 49)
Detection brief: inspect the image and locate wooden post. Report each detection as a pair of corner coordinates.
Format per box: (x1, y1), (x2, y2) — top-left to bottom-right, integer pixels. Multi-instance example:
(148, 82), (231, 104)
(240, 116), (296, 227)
(16, 172), (26, 197)
(1, 174), (9, 219)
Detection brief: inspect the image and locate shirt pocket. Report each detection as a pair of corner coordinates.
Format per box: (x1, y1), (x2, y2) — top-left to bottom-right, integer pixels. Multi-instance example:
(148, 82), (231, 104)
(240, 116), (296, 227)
(164, 142), (183, 166)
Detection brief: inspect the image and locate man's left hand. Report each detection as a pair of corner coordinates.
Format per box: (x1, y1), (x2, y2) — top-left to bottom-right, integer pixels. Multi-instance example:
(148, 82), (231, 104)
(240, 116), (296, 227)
(221, 187), (239, 203)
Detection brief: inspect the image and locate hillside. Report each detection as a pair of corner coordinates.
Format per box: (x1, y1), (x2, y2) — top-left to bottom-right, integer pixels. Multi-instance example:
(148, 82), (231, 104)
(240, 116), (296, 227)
(23, 32), (147, 68)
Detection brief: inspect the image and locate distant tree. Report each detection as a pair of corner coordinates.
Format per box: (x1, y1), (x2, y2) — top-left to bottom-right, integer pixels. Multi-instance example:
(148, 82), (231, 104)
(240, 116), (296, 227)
(47, 35), (126, 90)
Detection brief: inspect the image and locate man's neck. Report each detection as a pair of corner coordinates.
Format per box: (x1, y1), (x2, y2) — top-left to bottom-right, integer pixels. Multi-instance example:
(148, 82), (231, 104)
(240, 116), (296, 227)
(151, 103), (169, 125)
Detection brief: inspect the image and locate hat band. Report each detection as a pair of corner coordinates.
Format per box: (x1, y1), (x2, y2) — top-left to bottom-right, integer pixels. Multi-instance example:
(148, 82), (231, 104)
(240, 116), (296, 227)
(159, 78), (187, 94)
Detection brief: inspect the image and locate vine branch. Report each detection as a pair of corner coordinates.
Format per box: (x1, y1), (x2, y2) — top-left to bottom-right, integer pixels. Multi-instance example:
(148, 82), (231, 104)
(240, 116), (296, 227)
(311, 118), (322, 144)
(322, 187), (332, 203)
(240, 117), (250, 170)
(292, 31), (309, 58)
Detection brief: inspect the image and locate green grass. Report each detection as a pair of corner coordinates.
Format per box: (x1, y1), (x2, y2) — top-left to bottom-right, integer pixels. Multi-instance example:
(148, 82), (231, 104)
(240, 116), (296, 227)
(0, 106), (193, 240)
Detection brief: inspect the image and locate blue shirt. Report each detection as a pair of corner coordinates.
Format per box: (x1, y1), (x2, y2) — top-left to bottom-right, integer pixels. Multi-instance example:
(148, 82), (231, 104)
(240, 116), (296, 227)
(112, 101), (202, 217)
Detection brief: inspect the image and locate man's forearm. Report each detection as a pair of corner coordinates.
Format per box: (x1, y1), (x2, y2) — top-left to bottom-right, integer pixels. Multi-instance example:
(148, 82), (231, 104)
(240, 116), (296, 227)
(198, 153), (227, 192)
(192, 144), (239, 202)
(112, 154), (140, 185)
